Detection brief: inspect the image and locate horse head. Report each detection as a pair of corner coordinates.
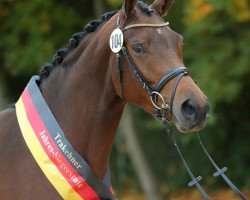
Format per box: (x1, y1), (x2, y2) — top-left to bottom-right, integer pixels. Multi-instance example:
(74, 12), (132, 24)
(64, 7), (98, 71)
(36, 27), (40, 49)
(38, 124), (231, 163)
(110, 0), (210, 133)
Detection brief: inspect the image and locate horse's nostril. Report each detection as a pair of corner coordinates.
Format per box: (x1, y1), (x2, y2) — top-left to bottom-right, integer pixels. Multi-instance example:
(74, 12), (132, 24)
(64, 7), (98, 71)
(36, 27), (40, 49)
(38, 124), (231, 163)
(181, 100), (197, 121)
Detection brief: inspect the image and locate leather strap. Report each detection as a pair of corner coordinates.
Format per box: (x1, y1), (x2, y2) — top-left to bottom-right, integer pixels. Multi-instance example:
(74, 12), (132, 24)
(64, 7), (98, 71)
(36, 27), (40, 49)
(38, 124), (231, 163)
(197, 134), (247, 200)
(169, 72), (188, 114)
(116, 53), (124, 100)
(122, 22), (169, 32)
(121, 47), (154, 95)
(155, 67), (188, 92)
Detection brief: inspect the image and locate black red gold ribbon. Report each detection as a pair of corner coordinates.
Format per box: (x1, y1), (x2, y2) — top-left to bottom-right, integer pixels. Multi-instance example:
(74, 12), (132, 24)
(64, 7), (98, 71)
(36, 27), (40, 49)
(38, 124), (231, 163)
(16, 76), (116, 200)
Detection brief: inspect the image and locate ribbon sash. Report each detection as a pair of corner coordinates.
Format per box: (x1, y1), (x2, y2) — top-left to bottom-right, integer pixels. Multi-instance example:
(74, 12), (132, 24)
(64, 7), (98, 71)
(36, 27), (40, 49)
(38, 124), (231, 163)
(16, 76), (116, 200)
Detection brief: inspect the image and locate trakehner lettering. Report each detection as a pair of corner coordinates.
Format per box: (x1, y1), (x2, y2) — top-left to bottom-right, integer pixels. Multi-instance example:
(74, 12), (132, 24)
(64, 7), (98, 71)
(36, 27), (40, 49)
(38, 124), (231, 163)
(55, 133), (82, 170)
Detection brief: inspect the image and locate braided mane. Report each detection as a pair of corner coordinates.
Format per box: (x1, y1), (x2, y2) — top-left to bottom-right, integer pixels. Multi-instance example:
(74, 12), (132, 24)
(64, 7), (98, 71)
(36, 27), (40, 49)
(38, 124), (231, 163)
(39, 1), (152, 82)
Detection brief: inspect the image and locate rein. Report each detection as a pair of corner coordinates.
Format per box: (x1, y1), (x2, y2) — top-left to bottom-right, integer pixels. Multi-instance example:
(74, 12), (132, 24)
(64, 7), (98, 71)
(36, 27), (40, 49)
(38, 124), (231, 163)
(112, 17), (247, 200)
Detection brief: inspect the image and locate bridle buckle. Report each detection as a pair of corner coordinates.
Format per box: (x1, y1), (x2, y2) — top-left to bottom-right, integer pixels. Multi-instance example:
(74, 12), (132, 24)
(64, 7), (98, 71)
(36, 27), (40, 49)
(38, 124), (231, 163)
(161, 103), (170, 110)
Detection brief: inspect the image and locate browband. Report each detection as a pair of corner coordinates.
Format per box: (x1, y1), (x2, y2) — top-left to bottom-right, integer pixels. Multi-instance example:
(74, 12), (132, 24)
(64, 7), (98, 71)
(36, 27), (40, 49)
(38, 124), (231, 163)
(122, 22), (169, 32)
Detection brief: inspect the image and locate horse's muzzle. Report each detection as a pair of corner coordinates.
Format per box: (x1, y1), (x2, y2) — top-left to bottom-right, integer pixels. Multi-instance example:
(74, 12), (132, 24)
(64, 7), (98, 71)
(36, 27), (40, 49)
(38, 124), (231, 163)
(175, 98), (210, 133)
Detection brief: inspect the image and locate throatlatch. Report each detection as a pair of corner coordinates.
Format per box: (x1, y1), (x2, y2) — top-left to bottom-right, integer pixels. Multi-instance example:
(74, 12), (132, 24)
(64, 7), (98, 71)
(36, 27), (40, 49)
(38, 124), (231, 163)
(111, 16), (247, 200)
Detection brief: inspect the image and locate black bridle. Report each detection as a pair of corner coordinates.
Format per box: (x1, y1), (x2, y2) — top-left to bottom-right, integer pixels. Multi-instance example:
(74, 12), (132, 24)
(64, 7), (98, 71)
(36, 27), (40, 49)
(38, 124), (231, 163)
(113, 17), (247, 200)
(119, 47), (188, 118)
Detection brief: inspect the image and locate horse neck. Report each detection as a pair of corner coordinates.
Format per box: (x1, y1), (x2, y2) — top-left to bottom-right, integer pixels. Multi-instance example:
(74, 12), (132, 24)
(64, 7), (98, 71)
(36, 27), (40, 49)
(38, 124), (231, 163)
(40, 23), (125, 179)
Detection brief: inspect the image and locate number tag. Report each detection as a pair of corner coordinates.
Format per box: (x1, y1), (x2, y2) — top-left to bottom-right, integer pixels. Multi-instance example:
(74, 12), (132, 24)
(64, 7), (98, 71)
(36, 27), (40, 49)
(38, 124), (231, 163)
(110, 29), (124, 53)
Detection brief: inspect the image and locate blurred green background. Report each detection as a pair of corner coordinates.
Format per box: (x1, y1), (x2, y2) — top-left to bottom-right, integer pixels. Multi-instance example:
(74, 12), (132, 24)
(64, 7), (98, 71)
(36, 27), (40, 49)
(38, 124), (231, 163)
(0, 0), (249, 199)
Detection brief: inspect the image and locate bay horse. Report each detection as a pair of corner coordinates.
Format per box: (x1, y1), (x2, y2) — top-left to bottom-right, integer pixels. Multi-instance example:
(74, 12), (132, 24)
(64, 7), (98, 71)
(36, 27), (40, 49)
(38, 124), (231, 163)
(0, 0), (210, 199)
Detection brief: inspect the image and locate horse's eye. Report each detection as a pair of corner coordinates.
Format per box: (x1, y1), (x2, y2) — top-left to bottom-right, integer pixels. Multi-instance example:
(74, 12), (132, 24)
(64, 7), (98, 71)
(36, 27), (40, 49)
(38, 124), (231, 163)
(132, 44), (144, 53)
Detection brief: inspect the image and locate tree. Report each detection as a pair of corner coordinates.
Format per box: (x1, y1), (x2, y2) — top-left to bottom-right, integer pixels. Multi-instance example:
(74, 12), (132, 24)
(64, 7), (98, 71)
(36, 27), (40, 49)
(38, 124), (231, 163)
(120, 106), (164, 200)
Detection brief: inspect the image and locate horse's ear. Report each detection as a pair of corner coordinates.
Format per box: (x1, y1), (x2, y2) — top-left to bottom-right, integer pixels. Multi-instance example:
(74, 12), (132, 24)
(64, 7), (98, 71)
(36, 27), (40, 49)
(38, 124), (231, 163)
(150, 0), (175, 16)
(122, 0), (137, 17)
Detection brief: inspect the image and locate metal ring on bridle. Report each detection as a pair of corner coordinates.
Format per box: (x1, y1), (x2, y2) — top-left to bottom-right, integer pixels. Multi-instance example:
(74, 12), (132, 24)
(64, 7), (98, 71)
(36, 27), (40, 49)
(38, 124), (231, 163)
(150, 91), (169, 110)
